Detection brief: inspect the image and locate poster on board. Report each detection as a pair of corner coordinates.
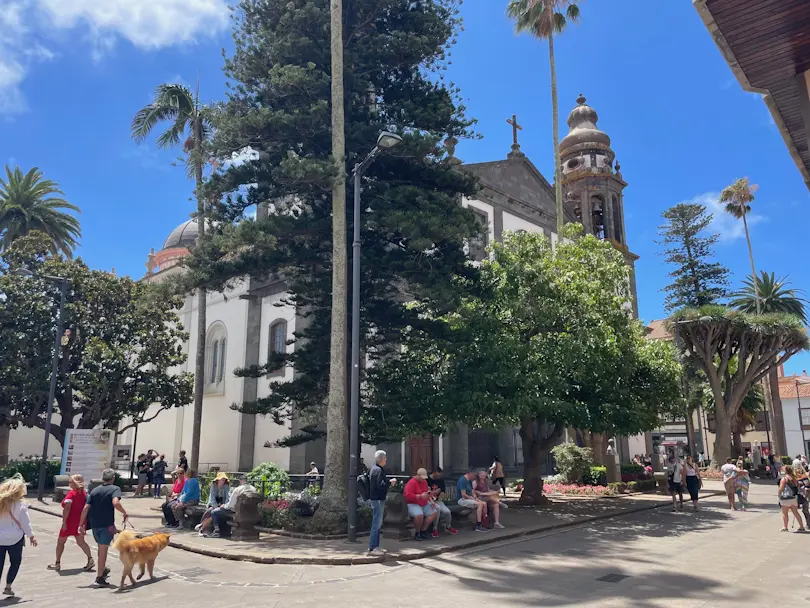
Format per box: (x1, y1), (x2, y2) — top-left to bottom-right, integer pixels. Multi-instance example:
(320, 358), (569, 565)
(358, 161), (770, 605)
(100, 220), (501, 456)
(60, 429), (114, 481)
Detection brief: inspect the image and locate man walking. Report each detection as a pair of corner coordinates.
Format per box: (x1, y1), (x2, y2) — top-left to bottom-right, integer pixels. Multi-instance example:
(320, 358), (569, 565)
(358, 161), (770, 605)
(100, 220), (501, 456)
(367, 450), (396, 554)
(79, 469), (128, 586)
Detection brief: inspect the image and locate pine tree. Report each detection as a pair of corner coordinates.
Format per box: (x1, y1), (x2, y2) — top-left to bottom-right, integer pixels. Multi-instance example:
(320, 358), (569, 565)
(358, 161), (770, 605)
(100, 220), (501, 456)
(183, 0), (481, 523)
(657, 203), (729, 311)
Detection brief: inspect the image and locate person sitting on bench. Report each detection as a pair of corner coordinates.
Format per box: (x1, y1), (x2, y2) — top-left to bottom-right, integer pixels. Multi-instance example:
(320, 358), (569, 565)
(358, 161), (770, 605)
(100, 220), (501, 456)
(457, 469), (489, 532)
(403, 468), (438, 541)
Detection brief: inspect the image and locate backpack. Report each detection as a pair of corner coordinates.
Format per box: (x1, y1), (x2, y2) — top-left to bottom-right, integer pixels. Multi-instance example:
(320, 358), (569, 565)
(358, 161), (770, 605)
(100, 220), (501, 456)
(357, 473), (370, 501)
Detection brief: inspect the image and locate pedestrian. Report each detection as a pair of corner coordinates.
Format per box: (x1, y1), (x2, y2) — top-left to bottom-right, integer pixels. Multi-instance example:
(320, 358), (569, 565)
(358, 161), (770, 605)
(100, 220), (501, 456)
(79, 468), (129, 586)
(134, 453), (148, 497)
(145, 450), (157, 497)
(683, 455), (702, 511)
(721, 457), (738, 510)
(47, 474), (93, 572)
(151, 454), (168, 499)
(734, 458), (750, 511)
(667, 454), (685, 512)
(367, 450), (397, 554)
(0, 475), (37, 597)
(489, 456), (507, 498)
(796, 466), (810, 528)
(698, 452), (705, 468)
(778, 465), (805, 532)
(177, 449), (188, 472)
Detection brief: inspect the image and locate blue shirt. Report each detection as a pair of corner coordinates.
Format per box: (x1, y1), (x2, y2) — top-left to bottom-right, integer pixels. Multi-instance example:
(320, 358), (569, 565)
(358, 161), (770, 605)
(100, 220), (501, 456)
(456, 476), (473, 500)
(179, 477), (200, 503)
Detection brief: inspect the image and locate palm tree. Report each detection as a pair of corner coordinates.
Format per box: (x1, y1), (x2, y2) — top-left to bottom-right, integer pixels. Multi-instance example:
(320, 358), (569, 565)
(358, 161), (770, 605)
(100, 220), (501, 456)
(507, 0), (580, 236)
(731, 271), (808, 458)
(132, 82), (213, 471)
(720, 177), (759, 312)
(730, 271), (808, 323)
(0, 166), (81, 257)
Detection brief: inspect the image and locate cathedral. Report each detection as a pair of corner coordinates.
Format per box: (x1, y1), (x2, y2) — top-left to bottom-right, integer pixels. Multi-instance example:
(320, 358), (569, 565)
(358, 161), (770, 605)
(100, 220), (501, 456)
(10, 95), (639, 475)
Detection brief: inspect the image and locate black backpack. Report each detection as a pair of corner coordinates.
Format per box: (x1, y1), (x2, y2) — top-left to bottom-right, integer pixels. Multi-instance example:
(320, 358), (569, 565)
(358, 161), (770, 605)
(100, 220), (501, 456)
(357, 473), (370, 501)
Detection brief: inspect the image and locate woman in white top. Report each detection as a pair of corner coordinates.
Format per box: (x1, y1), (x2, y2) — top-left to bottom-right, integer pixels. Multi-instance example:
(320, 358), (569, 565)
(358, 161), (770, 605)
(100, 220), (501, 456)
(684, 455), (702, 511)
(0, 475), (37, 596)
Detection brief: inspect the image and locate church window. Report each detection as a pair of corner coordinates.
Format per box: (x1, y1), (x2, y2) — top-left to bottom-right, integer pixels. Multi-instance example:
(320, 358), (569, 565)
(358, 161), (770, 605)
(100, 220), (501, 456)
(268, 320), (287, 375)
(468, 208), (489, 261)
(590, 196), (605, 239)
(205, 322), (228, 393)
(567, 158), (580, 170)
(612, 195), (623, 243)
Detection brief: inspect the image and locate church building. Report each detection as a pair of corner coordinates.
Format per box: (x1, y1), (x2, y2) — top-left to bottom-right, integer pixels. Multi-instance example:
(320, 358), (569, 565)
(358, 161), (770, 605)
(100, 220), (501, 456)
(16, 95), (638, 476)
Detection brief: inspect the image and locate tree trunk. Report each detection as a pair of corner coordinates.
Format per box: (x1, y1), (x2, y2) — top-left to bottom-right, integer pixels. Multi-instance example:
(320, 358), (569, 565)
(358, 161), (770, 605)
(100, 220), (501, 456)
(584, 432), (608, 466)
(0, 426), (9, 465)
(712, 404), (732, 464)
(518, 417), (549, 506)
(731, 429), (743, 460)
(684, 405), (697, 457)
(768, 368), (788, 456)
(315, 0), (348, 525)
(190, 113), (207, 472)
(742, 213), (760, 315)
(548, 18), (564, 236)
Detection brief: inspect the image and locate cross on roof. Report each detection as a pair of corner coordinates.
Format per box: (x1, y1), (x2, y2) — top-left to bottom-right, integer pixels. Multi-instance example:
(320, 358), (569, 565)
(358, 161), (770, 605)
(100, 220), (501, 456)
(506, 114), (522, 146)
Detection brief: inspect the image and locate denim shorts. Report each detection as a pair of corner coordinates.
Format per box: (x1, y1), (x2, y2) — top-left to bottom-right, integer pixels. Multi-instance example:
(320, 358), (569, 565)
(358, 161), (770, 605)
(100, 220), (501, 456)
(407, 503), (435, 518)
(92, 527), (115, 546)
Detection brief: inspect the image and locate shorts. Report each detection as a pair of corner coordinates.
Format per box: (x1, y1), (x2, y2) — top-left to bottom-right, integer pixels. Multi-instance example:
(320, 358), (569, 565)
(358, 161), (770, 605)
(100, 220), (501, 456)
(138, 473), (148, 485)
(458, 498), (479, 509)
(92, 527), (115, 546)
(668, 478), (683, 493)
(407, 503), (435, 518)
(780, 498), (798, 508)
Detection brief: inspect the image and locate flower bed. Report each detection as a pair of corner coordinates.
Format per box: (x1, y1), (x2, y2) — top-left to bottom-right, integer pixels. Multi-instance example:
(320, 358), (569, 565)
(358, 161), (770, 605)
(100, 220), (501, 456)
(543, 483), (616, 497)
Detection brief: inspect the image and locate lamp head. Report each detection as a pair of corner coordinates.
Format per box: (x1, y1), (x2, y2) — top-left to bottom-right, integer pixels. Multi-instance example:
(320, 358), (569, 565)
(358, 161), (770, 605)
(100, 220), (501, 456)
(11, 268), (34, 278)
(376, 131), (402, 149)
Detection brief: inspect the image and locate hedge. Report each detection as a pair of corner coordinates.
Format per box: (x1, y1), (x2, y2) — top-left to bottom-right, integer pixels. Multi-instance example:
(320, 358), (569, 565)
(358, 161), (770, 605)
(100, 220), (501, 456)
(0, 460), (61, 489)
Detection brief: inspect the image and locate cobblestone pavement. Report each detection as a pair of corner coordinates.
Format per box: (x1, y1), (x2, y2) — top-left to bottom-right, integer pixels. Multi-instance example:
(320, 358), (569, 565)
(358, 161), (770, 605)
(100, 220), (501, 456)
(9, 481), (807, 606)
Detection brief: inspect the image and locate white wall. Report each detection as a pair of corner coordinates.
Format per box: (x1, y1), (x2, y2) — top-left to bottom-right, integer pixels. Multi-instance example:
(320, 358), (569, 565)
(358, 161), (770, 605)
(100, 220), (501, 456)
(502, 212), (544, 235)
(782, 396), (810, 458)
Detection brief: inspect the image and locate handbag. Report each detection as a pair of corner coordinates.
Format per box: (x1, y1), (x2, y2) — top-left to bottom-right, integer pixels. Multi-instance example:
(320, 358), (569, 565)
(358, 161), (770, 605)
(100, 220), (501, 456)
(779, 483), (796, 501)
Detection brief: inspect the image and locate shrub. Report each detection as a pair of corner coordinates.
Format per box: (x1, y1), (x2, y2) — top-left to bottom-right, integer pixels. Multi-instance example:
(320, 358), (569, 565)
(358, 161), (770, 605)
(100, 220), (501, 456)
(550, 444), (594, 484)
(620, 464), (645, 476)
(582, 466), (607, 486)
(607, 482), (627, 493)
(0, 459), (60, 488)
(781, 456), (792, 465)
(626, 479), (656, 492)
(248, 462), (291, 498)
(509, 478), (524, 490)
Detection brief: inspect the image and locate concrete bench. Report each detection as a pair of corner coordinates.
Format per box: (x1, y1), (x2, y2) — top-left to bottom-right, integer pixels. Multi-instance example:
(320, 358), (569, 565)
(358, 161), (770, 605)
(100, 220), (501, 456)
(219, 492), (262, 541)
(447, 503), (474, 528)
(52, 475), (70, 503)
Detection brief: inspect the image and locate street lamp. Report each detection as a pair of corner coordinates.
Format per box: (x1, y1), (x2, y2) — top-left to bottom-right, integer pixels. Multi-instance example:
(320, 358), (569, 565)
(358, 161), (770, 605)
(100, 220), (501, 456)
(347, 131), (403, 542)
(14, 268), (70, 501)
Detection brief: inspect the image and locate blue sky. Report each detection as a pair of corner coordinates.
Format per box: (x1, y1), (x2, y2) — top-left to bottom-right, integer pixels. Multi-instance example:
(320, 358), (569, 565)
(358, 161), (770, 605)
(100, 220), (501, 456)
(2, 1), (809, 372)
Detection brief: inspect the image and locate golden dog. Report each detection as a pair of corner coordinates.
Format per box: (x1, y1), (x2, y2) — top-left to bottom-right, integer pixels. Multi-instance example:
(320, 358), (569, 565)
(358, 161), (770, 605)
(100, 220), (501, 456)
(112, 530), (171, 591)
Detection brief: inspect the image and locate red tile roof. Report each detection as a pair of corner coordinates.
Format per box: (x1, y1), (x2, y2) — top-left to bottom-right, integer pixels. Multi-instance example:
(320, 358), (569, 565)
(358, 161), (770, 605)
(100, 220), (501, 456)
(645, 319), (672, 341)
(778, 375), (810, 399)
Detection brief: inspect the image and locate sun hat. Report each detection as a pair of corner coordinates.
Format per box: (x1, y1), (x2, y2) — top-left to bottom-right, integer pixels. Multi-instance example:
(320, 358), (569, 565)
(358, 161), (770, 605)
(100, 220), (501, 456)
(214, 472), (230, 482)
(416, 468), (428, 480)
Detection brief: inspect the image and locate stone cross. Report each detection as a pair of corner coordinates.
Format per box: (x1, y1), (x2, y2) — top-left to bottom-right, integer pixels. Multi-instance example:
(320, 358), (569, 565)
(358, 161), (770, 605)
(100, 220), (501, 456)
(506, 114), (522, 146)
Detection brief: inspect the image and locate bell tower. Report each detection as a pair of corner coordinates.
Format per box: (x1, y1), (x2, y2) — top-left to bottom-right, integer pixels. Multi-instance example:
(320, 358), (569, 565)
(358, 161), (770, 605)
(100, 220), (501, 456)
(559, 94), (638, 316)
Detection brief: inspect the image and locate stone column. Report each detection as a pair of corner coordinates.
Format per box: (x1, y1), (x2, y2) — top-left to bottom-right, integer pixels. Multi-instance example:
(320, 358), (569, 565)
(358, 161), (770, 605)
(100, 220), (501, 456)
(603, 189), (615, 240)
(238, 292), (262, 471)
(579, 190), (593, 235)
(448, 423), (469, 475)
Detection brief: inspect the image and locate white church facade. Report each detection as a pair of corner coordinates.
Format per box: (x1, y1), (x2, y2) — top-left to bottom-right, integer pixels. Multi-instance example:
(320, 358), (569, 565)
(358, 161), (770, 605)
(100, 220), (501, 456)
(10, 95), (641, 476)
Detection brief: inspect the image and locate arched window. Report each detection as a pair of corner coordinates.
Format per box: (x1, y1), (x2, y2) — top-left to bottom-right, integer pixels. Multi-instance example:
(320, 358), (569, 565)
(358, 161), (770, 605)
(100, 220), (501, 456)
(612, 195), (623, 243)
(268, 319), (287, 375)
(205, 322), (228, 392)
(590, 195), (605, 239)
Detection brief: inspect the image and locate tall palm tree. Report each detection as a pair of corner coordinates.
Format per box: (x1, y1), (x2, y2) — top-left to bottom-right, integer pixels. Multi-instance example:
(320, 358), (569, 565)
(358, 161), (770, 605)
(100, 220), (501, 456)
(0, 166), (81, 257)
(731, 270), (808, 457)
(132, 82), (213, 471)
(507, 0), (580, 235)
(720, 177), (759, 312)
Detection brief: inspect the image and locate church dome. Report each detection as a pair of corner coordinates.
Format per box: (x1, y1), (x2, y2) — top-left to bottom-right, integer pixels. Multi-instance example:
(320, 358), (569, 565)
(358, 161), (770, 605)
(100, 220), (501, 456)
(559, 94), (611, 153)
(162, 219), (198, 250)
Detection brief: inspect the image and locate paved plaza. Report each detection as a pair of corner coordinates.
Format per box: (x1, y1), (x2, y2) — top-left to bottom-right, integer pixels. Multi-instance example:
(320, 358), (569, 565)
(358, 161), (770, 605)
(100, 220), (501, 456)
(7, 481), (805, 607)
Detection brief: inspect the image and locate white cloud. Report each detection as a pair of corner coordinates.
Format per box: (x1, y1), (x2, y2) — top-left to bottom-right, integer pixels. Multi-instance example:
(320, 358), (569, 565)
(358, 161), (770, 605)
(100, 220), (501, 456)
(679, 192), (765, 243)
(35, 0), (229, 50)
(0, 0), (228, 115)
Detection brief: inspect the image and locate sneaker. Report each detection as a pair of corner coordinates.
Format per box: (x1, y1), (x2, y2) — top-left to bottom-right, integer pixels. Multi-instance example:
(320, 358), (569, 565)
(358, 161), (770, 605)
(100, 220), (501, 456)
(413, 533), (423, 541)
(493, 522), (505, 529)
(194, 523), (203, 532)
(780, 527), (789, 532)
(431, 529), (439, 539)
(447, 527), (459, 535)
(372, 547), (387, 554)
(475, 524), (489, 532)
(210, 530), (221, 538)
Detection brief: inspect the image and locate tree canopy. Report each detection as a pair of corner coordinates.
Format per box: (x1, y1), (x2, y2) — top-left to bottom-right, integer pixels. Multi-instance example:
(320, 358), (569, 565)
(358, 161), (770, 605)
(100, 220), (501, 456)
(368, 229), (682, 503)
(0, 166), (81, 257)
(669, 306), (808, 462)
(0, 235), (193, 447)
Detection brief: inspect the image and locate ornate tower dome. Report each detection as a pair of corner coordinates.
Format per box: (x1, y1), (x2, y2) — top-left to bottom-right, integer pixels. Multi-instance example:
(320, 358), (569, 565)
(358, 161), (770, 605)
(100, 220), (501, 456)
(559, 94), (614, 175)
(145, 219), (198, 276)
(162, 219), (198, 250)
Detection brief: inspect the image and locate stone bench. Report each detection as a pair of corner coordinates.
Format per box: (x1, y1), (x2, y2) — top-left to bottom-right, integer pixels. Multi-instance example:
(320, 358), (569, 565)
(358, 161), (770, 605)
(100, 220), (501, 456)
(52, 475), (70, 503)
(447, 503), (474, 528)
(382, 495), (476, 540)
(160, 492), (263, 541)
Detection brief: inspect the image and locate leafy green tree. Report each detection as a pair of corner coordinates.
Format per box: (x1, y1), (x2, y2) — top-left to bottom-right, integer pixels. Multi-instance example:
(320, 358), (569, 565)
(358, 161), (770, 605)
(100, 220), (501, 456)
(507, 0), (580, 235)
(368, 229), (683, 504)
(0, 235), (192, 447)
(131, 83), (214, 471)
(670, 306), (808, 463)
(180, 0), (481, 523)
(730, 270), (808, 456)
(0, 166), (81, 257)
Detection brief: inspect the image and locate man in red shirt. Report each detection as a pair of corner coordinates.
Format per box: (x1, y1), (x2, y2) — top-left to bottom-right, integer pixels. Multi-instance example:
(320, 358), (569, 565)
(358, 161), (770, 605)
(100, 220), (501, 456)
(403, 468), (438, 541)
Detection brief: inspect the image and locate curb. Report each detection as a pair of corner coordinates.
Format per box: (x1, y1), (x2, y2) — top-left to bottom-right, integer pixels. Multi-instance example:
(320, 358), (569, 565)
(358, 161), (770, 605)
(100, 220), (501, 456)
(31, 492), (724, 566)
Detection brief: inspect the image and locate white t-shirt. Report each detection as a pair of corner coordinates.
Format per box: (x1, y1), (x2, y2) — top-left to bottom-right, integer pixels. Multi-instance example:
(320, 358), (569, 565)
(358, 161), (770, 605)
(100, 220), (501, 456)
(670, 461), (684, 483)
(721, 463), (737, 482)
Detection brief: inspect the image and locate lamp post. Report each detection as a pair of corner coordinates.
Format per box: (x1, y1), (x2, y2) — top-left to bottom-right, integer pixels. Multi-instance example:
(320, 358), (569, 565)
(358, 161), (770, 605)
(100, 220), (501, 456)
(347, 131), (403, 542)
(14, 269), (70, 501)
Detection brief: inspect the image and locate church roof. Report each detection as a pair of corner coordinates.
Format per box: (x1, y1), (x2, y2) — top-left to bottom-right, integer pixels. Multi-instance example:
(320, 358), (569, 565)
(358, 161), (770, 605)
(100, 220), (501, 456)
(463, 155), (556, 215)
(163, 219), (198, 250)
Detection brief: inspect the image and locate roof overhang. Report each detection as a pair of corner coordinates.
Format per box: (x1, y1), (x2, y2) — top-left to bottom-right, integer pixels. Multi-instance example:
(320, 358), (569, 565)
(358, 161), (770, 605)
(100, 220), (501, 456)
(694, 0), (810, 191)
